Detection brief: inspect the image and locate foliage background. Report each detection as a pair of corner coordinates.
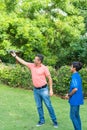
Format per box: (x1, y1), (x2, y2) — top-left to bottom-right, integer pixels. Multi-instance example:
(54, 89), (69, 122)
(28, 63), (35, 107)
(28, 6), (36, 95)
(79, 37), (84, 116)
(0, 0), (87, 96)
(0, 0), (87, 67)
(0, 64), (87, 97)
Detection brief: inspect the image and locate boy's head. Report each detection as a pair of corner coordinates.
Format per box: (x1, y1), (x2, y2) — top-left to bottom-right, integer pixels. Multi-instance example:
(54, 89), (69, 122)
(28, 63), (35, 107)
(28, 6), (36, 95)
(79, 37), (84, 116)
(71, 62), (83, 72)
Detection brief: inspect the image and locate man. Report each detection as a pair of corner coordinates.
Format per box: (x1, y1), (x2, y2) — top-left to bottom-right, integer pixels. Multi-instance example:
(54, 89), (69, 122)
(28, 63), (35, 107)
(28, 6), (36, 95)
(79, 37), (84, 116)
(11, 52), (58, 128)
(65, 62), (84, 130)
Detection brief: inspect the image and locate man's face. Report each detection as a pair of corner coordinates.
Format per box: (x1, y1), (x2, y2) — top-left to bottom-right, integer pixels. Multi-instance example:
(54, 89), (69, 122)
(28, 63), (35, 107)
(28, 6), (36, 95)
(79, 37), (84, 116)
(33, 56), (41, 65)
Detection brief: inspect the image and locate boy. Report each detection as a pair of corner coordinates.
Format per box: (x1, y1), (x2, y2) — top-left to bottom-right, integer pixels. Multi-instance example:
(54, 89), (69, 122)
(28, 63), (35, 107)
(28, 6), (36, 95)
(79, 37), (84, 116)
(65, 62), (84, 130)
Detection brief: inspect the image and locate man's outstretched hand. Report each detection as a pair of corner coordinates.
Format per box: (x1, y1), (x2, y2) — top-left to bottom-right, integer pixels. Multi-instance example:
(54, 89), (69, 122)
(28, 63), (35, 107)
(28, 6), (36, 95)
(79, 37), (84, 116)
(11, 51), (16, 57)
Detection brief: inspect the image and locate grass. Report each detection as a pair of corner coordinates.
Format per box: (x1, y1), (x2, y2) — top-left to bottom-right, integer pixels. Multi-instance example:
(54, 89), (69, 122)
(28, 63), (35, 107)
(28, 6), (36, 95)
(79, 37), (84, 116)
(0, 84), (87, 130)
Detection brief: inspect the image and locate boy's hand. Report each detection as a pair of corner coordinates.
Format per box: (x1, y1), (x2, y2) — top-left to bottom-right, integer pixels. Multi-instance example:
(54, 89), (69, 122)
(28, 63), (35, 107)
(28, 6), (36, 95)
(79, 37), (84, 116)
(65, 93), (69, 99)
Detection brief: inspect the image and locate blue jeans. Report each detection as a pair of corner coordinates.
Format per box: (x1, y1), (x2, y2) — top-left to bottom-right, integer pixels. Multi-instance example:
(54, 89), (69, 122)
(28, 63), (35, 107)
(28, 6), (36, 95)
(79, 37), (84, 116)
(34, 86), (57, 123)
(70, 105), (82, 130)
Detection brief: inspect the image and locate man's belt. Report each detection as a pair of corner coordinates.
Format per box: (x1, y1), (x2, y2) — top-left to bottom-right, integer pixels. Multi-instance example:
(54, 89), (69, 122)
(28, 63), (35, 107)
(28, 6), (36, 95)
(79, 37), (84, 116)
(35, 84), (47, 89)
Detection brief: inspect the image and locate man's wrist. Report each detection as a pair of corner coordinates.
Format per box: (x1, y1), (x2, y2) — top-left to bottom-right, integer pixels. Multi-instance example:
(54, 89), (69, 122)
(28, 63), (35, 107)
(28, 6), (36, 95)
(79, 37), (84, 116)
(50, 87), (53, 91)
(14, 54), (17, 58)
(50, 89), (53, 93)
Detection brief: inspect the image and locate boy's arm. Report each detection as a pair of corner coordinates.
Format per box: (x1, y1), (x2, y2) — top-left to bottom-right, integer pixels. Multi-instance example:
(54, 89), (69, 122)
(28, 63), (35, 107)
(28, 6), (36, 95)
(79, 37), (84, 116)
(65, 87), (78, 99)
(65, 88), (78, 99)
(65, 77), (78, 99)
(68, 77), (78, 97)
(68, 88), (78, 97)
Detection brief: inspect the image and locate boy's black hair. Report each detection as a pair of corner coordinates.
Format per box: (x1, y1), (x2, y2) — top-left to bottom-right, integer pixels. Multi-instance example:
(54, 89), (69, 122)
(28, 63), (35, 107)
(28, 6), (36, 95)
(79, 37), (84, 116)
(72, 62), (83, 71)
(36, 54), (44, 63)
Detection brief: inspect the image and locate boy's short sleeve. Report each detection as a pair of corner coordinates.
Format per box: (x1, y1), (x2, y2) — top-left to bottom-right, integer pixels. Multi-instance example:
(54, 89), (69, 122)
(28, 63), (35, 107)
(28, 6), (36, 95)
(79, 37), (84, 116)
(72, 77), (78, 89)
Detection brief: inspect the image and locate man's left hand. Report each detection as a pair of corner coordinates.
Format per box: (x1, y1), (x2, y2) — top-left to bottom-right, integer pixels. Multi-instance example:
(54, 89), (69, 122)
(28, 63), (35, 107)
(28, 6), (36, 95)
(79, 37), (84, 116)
(49, 90), (53, 96)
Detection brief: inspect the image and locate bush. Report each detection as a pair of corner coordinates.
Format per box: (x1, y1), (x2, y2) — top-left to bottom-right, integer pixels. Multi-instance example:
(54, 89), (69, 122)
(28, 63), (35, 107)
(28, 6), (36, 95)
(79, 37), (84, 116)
(0, 63), (87, 97)
(49, 66), (71, 95)
(80, 68), (87, 97)
(55, 66), (71, 95)
(0, 64), (33, 90)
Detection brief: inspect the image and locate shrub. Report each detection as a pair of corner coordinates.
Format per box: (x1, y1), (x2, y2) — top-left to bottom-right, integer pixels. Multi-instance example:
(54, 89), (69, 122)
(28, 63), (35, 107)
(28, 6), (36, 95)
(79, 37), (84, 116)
(49, 66), (71, 95)
(80, 68), (87, 97)
(49, 65), (87, 96)
(0, 63), (87, 97)
(0, 64), (33, 90)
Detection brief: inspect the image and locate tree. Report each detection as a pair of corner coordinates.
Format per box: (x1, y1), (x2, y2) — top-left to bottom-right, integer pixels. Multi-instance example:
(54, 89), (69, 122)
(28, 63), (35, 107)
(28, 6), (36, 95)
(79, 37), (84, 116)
(0, 0), (86, 66)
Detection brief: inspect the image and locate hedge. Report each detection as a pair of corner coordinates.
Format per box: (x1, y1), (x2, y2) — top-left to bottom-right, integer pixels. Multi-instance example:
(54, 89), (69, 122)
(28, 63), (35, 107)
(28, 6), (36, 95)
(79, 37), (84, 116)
(0, 63), (87, 97)
(0, 64), (33, 90)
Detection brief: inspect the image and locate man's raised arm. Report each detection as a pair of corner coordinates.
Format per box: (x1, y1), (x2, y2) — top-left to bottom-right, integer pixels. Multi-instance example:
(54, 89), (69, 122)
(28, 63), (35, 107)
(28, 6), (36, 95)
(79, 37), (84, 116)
(11, 52), (28, 66)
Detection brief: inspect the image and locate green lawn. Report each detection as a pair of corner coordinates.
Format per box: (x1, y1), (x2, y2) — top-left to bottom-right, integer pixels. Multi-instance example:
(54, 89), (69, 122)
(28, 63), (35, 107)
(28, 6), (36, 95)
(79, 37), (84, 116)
(0, 84), (87, 130)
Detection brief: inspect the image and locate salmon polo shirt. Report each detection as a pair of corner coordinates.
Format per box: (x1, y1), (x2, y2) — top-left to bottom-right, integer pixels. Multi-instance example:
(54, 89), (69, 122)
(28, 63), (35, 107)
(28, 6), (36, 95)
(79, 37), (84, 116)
(27, 63), (51, 88)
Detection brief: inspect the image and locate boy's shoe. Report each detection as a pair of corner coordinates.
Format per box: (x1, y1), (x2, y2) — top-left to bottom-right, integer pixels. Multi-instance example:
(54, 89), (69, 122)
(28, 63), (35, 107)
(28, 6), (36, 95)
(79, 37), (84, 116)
(53, 121), (58, 128)
(36, 121), (45, 127)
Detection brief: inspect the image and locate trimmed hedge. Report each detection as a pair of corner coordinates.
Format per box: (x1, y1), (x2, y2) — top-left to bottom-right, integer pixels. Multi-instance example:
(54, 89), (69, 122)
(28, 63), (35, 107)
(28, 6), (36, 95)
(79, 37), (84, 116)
(0, 63), (87, 97)
(80, 68), (87, 97)
(49, 66), (71, 95)
(0, 64), (33, 90)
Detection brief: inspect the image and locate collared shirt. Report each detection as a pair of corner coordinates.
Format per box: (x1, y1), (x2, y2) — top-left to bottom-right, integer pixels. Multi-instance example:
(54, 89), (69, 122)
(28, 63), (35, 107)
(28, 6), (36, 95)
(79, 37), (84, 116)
(27, 63), (50, 88)
(69, 72), (84, 106)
